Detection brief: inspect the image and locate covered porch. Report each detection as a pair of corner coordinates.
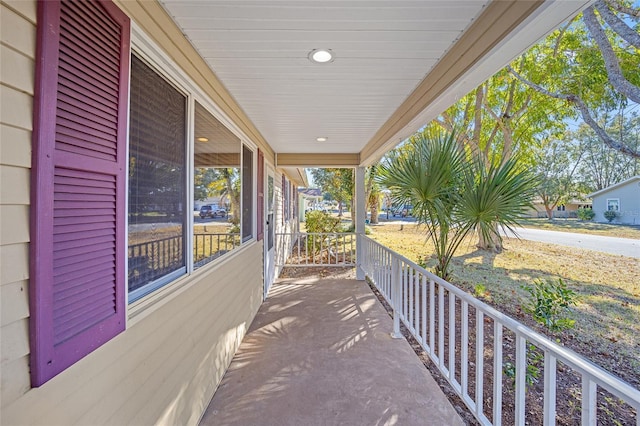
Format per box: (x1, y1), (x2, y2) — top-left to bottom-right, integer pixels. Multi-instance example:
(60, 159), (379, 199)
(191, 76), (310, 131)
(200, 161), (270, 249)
(201, 269), (463, 425)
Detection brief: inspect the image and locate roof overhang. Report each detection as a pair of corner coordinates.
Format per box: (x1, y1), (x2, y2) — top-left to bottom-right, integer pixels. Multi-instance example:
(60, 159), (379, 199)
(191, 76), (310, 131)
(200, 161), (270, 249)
(157, 1), (593, 168)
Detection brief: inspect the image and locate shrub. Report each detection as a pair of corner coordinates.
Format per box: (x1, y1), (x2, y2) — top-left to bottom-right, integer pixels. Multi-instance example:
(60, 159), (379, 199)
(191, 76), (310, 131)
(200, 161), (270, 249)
(603, 210), (618, 223)
(522, 278), (577, 331)
(576, 207), (595, 221)
(305, 210), (340, 233)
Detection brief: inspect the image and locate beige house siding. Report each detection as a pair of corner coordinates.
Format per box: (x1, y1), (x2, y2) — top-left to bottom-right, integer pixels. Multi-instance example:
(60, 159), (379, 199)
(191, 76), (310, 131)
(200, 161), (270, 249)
(2, 243), (264, 425)
(0, 0), (35, 409)
(1, 0), (267, 424)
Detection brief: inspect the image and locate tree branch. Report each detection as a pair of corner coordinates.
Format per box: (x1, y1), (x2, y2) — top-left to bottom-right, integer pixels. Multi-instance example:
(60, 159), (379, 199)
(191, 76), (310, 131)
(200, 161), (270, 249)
(507, 65), (640, 158)
(595, 0), (640, 48)
(604, 0), (640, 17)
(583, 6), (640, 104)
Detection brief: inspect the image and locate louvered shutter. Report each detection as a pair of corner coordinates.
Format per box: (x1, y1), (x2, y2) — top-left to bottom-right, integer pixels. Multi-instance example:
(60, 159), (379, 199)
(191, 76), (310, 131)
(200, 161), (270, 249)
(257, 150), (264, 241)
(30, 0), (129, 386)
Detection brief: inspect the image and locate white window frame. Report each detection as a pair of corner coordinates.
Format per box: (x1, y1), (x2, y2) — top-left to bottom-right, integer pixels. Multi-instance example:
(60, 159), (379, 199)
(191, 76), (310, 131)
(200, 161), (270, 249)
(127, 22), (259, 310)
(606, 198), (620, 211)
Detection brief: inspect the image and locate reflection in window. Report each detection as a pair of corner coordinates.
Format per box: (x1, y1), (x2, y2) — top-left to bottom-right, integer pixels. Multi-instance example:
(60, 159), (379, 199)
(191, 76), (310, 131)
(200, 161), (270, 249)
(193, 102), (241, 268)
(128, 56), (186, 300)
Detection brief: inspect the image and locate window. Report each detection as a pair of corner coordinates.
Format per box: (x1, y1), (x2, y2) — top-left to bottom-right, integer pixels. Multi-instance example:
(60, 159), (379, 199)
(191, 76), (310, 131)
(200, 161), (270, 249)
(607, 199), (620, 211)
(193, 102), (241, 268)
(242, 145), (254, 242)
(128, 56), (187, 301)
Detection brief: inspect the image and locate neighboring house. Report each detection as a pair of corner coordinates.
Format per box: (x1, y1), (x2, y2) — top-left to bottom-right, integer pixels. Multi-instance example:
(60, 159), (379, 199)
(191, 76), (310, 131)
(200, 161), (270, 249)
(298, 188), (323, 221)
(589, 176), (640, 225)
(526, 197), (592, 218)
(0, 1), (591, 425)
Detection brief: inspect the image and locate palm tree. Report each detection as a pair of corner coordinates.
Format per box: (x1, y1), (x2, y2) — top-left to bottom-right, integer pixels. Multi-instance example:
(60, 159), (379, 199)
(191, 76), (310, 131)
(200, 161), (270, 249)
(378, 128), (535, 279)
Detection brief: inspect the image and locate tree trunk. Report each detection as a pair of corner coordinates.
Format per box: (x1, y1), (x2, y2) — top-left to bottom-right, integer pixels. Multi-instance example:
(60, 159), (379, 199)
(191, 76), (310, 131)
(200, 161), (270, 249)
(370, 199), (379, 224)
(545, 206), (554, 219)
(476, 226), (504, 252)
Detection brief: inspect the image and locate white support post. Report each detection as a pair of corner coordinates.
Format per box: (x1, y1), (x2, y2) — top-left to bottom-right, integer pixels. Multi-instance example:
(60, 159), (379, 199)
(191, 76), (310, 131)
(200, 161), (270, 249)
(355, 166), (366, 280)
(391, 257), (402, 339)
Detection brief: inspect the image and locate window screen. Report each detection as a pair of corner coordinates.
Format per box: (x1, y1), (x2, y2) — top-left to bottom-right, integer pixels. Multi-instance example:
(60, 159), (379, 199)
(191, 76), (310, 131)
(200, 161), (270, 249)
(128, 55), (187, 299)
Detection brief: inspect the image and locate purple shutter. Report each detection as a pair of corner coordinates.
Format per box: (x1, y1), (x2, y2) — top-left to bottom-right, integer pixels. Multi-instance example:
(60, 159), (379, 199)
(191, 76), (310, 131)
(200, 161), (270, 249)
(257, 150), (264, 241)
(30, 0), (130, 386)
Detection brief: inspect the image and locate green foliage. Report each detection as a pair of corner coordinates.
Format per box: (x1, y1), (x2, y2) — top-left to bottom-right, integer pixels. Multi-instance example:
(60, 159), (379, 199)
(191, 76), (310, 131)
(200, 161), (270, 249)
(305, 210), (340, 234)
(522, 278), (577, 331)
(577, 207), (595, 221)
(310, 168), (353, 216)
(474, 283), (490, 299)
(604, 210), (618, 222)
(379, 128), (536, 279)
(503, 344), (544, 388)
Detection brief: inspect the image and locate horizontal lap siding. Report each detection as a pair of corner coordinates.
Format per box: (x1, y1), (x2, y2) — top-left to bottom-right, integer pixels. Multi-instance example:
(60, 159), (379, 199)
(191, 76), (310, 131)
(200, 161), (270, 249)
(2, 0), (266, 423)
(2, 243), (263, 425)
(0, 0), (35, 409)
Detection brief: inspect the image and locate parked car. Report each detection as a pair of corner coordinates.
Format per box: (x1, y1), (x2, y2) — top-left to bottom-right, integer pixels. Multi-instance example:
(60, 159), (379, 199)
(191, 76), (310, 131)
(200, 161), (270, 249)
(199, 204), (226, 218)
(392, 204), (413, 217)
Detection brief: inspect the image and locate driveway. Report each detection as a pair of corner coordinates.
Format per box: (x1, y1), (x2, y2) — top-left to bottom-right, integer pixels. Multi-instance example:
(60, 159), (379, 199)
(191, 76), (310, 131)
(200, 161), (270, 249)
(502, 227), (640, 258)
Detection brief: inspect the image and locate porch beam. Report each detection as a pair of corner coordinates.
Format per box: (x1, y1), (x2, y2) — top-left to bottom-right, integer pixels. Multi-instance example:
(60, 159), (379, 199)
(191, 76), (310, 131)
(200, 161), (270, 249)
(276, 153), (360, 167)
(355, 167), (365, 280)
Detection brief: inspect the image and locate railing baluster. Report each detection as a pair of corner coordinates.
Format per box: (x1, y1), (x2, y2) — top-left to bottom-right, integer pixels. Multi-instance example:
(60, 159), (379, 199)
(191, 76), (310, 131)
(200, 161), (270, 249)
(449, 292), (456, 383)
(493, 321), (503, 425)
(403, 264), (408, 319)
(461, 301), (469, 400)
(409, 267), (414, 330)
(421, 274), (427, 346)
(438, 284), (445, 371)
(581, 375), (597, 426)
(391, 256), (402, 338)
(476, 310), (484, 419)
(543, 352), (557, 426)
(429, 279), (435, 360)
(515, 334), (527, 426)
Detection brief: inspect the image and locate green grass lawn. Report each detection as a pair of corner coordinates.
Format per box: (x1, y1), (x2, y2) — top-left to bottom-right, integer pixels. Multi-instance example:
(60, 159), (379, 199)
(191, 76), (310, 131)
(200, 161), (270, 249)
(519, 217), (640, 239)
(368, 223), (640, 388)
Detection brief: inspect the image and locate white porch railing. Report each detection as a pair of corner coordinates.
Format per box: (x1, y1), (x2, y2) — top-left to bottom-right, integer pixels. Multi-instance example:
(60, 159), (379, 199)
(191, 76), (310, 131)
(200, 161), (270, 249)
(275, 232), (355, 267)
(360, 235), (640, 426)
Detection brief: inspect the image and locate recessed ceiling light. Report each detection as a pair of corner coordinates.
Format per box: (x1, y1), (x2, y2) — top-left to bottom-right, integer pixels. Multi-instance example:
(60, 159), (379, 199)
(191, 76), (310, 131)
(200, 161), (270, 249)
(308, 49), (334, 64)
(316, 137), (328, 142)
(196, 137), (209, 142)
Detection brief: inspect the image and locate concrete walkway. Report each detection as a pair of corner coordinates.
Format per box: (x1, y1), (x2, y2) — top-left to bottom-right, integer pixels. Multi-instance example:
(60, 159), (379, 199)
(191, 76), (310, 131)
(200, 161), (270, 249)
(200, 271), (463, 426)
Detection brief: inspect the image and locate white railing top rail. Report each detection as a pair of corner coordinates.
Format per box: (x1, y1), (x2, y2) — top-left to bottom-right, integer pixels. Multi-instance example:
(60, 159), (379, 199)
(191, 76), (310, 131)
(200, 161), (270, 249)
(276, 232), (356, 237)
(362, 235), (640, 409)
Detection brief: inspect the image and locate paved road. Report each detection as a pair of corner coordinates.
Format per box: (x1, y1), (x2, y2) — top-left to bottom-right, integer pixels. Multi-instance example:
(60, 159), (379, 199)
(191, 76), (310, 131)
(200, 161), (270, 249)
(502, 227), (640, 258)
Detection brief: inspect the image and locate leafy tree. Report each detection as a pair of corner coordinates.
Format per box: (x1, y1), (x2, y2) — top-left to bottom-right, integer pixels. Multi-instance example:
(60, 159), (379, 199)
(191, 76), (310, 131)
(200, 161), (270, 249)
(534, 136), (584, 219)
(430, 66), (567, 168)
(378, 129), (535, 279)
(572, 105), (640, 191)
(310, 168), (353, 217)
(509, 0), (640, 158)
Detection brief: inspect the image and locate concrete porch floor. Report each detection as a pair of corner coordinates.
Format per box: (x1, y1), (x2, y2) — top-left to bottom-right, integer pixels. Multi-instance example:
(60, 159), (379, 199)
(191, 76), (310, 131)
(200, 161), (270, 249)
(200, 269), (464, 426)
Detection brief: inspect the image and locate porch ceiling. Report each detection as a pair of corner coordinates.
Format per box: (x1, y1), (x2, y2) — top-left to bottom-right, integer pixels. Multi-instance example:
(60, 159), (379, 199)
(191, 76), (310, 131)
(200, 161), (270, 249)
(159, 1), (591, 166)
